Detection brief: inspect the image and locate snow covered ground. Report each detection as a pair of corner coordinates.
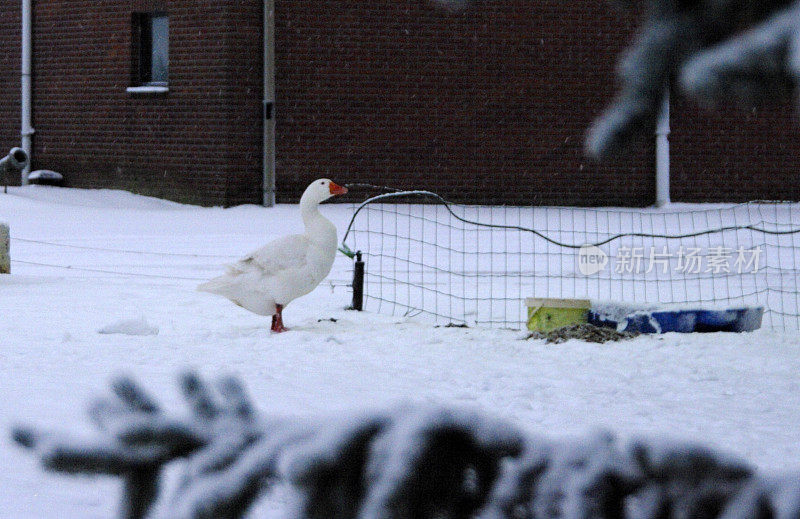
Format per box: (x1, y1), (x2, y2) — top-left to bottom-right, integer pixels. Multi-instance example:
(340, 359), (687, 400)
(2, 186), (800, 518)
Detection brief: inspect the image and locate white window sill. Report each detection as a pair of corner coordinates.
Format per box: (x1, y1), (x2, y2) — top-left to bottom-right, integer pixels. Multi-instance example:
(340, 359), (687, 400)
(126, 85), (169, 94)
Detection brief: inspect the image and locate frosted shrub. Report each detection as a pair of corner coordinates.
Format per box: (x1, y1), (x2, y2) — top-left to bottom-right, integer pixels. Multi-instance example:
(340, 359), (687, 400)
(588, 0), (800, 158)
(12, 373), (800, 519)
(439, 0), (800, 160)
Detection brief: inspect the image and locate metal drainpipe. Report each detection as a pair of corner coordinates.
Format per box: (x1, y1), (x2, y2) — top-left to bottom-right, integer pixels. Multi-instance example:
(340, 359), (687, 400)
(655, 92), (670, 207)
(21, 0), (33, 185)
(263, 0), (276, 206)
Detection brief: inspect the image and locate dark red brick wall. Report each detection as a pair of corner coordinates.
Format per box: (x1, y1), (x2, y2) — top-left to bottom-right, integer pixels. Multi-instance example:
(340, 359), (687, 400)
(1, 0), (263, 206)
(1, 1), (799, 206)
(670, 97), (800, 203)
(275, 0), (800, 205)
(0, 2), (21, 171)
(275, 0), (654, 205)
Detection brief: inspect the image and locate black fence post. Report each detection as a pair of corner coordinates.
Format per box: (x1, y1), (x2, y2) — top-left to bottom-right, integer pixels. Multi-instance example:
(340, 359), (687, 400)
(351, 251), (364, 311)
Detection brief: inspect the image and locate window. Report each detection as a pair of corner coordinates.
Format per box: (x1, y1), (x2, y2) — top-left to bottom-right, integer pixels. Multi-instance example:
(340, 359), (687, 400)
(130, 12), (169, 92)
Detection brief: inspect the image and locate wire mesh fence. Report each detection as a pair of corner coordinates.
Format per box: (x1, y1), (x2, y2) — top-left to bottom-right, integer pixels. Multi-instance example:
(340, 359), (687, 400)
(341, 190), (800, 330)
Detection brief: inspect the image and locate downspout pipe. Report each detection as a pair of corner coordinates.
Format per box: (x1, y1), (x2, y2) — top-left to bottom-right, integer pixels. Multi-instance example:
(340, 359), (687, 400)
(655, 92), (670, 207)
(262, 0), (276, 207)
(21, 0), (33, 185)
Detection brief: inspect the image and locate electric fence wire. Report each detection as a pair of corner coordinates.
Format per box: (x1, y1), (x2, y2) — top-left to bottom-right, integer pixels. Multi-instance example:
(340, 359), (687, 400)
(9, 239), (355, 287)
(11, 258), (354, 289)
(341, 190), (800, 253)
(8, 236), (238, 281)
(10, 259), (208, 281)
(11, 237), (238, 258)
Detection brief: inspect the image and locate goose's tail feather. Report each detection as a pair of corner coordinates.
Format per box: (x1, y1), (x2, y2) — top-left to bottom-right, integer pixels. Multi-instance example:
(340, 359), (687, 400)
(197, 269), (277, 316)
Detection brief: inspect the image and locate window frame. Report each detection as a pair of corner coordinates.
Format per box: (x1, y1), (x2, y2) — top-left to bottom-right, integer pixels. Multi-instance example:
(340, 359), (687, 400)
(129, 11), (169, 93)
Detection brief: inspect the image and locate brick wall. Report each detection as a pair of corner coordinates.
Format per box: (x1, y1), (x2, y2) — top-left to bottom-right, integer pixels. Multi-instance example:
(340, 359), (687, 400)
(274, 0), (800, 205)
(670, 96), (800, 203)
(275, 0), (653, 205)
(0, 0), (263, 206)
(0, 1), (798, 206)
(0, 1), (21, 177)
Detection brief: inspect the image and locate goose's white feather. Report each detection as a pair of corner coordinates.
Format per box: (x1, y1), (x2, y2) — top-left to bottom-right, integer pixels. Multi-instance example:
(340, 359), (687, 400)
(198, 179), (342, 316)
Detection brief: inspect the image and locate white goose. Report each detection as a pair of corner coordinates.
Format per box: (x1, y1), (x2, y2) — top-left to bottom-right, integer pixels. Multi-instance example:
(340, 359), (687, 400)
(199, 179), (348, 332)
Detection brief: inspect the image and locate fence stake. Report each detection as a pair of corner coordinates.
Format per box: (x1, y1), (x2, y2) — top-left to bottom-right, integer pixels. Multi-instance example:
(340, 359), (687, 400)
(351, 251), (364, 311)
(0, 222), (9, 273)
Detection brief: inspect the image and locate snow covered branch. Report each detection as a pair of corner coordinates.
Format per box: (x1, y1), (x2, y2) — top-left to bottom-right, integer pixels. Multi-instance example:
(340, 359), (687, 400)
(433, 0), (800, 160)
(587, 0), (800, 159)
(12, 373), (800, 519)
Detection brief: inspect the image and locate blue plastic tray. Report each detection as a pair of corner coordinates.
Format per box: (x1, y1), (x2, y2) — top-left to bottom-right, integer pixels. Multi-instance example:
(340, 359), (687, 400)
(588, 306), (763, 333)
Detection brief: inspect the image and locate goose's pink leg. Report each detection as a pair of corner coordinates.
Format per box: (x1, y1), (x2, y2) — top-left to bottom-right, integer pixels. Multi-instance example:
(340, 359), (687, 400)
(271, 304), (288, 333)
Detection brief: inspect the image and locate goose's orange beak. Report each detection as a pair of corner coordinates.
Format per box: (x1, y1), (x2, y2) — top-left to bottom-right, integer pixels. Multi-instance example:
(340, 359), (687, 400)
(329, 181), (348, 196)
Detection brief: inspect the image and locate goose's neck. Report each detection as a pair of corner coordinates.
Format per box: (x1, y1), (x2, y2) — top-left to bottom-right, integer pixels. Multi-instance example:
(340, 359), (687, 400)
(300, 191), (321, 224)
(300, 197), (336, 243)
(301, 201), (321, 227)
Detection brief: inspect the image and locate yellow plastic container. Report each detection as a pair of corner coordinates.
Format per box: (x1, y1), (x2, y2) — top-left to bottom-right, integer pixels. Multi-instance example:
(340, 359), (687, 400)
(526, 298), (591, 332)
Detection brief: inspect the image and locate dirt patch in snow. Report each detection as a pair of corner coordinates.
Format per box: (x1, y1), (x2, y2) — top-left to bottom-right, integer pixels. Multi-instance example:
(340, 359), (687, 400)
(526, 323), (639, 344)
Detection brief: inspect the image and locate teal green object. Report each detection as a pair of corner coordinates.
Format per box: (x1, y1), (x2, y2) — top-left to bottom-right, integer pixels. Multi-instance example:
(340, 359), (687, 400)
(338, 243), (355, 258)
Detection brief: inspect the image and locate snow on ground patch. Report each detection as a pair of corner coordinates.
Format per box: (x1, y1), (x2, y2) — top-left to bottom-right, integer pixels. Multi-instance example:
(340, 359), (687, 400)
(5, 184), (191, 210)
(98, 316), (159, 336)
(2, 187), (800, 518)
